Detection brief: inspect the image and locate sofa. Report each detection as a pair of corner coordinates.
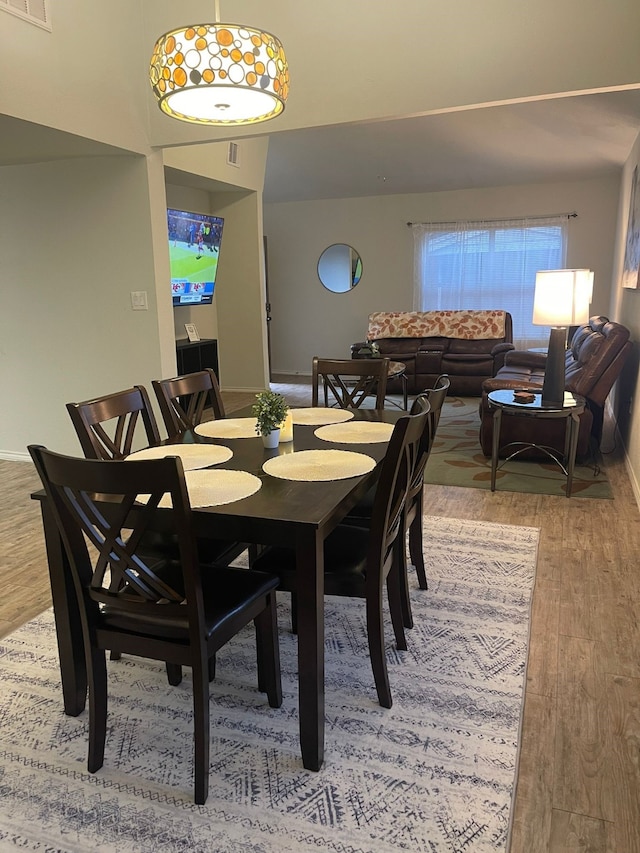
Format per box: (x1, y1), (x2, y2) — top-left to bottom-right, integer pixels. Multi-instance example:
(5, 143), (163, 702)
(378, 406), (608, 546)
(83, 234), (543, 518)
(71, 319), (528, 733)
(351, 310), (514, 396)
(479, 315), (632, 461)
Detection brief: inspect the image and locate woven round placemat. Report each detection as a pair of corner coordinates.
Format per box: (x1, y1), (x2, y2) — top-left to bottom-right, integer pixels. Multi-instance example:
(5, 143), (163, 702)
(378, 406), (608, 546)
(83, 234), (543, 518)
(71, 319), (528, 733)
(314, 421), (394, 444)
(125, 444), (233, 470)
(262, 449), (375, 482)
(194, 418), (258, 439)
(290, 408), (354, 426)
(147, 469), (262, 508)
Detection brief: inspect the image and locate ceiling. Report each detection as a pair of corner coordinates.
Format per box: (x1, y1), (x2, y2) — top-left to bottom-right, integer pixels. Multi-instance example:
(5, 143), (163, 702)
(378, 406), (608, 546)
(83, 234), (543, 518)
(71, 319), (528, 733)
(3, 90), (640, 206)
(0, 115), (133, 166)
(262, 89), (640, 204)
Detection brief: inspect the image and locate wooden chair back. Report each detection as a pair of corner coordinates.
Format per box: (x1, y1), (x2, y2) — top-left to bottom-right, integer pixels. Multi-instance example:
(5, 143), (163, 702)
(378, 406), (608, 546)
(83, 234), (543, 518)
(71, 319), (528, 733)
(312, 356), (390, 409)
(368, 396), (431, 591)
(404, 374), (450, 599)
(66, 385), (160, 460)
(408, 373), (450, 497)
(29, 446), (200, 628)
(424, 374), (450, 446)
(152, 368), (225, 440)
(360, 396), (431, 705)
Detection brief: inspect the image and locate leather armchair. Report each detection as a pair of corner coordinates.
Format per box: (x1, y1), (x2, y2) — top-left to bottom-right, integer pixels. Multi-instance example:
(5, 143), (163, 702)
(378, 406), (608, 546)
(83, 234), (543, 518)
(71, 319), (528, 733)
(479, 316), (632, 461)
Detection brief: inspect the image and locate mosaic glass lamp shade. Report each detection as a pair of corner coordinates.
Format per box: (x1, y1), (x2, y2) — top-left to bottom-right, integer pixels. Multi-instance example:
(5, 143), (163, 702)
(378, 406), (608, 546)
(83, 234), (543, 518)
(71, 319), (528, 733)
(150, 24), (289, 125)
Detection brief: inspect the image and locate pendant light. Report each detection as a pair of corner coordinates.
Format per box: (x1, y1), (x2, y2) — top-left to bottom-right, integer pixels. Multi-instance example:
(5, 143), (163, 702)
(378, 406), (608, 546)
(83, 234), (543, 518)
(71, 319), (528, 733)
(150, 1), (289, 126)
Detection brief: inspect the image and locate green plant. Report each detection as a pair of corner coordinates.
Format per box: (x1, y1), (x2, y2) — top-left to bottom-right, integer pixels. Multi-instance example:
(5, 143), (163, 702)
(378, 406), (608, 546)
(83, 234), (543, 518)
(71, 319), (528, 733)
(252, 390), (289, 437)
(357, 341), (381, 358)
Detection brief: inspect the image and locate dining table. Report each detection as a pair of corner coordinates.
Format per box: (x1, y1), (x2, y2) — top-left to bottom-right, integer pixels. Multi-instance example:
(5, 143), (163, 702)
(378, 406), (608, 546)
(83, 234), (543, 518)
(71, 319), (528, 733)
(32, 404), (403, 772)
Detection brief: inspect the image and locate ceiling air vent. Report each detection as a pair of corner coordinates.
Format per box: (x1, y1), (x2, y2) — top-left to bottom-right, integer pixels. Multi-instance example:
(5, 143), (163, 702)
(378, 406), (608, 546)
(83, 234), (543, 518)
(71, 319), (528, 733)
(227, 142), (240, 168)
(0, 0), (51, 30)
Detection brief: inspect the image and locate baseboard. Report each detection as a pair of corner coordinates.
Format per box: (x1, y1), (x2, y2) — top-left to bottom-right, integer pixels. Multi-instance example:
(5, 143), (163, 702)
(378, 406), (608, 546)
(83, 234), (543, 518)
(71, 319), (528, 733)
(606, 396), (640, 511)
(0, 450), (32, 463)
(623, 445), (640, 511)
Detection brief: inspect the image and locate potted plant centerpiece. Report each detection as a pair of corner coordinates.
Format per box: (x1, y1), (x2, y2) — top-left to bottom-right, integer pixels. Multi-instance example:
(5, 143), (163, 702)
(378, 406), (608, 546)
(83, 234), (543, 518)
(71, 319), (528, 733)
(253, 390), (289, 448)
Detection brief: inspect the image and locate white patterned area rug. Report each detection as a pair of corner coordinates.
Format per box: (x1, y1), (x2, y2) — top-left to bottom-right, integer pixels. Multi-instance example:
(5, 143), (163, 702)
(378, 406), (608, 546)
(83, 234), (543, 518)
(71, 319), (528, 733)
(0, 516), (538, 853)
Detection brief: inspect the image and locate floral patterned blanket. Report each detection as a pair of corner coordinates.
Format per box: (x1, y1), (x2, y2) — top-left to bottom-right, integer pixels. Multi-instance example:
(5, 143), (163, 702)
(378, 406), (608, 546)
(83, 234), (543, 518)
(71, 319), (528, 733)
(366, 310), (506, 341)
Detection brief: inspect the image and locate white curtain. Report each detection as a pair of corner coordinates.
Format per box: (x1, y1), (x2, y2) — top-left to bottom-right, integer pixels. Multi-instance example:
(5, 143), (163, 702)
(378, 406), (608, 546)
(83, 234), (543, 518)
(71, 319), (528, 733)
(412, 216), (568, 349)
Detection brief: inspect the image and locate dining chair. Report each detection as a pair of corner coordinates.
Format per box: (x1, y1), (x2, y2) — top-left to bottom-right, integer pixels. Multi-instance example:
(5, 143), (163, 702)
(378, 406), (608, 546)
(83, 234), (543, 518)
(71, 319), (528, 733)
(66, 385), (161, 460)
(152, 368), (225, 440)
(66, 382), (242, 562)
(405, 374), (450, 593)
(28, 445), (282, 806)
(251, 397), (430, 709)
(341, 374), (450, 628)
(66, 383), (248, 673)
(312, 356), (390, 409)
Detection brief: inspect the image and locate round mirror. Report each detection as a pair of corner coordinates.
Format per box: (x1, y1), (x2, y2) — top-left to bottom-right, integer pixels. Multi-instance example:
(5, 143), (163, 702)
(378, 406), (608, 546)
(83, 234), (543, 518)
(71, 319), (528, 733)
(317, 244), (362, 293)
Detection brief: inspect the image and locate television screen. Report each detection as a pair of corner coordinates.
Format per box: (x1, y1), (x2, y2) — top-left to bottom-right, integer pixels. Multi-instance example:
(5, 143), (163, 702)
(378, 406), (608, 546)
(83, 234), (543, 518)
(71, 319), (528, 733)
(167, 208), (224, 307)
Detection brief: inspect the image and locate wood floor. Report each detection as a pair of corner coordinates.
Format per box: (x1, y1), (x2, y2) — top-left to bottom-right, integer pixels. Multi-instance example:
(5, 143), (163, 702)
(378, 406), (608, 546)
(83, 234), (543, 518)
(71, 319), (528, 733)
(2, 377), (638, 853)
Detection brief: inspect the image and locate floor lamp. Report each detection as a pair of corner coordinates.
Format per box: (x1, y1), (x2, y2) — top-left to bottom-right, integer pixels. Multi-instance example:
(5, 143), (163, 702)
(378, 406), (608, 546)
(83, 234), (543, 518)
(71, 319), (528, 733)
(532, 269), (593, 407)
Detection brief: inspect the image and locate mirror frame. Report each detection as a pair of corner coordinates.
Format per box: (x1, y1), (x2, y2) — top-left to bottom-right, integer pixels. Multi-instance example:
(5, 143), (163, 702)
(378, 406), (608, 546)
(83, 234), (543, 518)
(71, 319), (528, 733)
(317, 243), (362, 293)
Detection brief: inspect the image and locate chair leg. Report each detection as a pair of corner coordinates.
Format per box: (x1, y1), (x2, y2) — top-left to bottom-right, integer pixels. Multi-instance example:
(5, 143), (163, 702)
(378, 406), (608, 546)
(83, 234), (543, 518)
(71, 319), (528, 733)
(254, 593), (283, 708)
(387, 555), (408, 652)
(166, 663), (182, 686)
(398, 527), (414, 630)
(366, 585), (393, 709)
(409, 491), (428, 590)
(256, 627), (265, 693)
(192, 654), (210, 805)
(87, 647), (108, 773)
(208, 654), (216, 682)
(110, 650), (121, 660)
(290, 591), (298, 634)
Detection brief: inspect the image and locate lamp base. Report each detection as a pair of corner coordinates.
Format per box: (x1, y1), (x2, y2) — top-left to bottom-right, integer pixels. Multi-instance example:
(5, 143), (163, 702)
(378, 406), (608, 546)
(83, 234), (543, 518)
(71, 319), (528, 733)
(541, 326), (567, 407)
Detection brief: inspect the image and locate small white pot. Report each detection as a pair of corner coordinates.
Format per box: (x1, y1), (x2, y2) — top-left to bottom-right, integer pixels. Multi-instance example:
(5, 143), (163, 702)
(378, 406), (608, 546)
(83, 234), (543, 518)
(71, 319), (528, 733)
(261, 429), (280, 448)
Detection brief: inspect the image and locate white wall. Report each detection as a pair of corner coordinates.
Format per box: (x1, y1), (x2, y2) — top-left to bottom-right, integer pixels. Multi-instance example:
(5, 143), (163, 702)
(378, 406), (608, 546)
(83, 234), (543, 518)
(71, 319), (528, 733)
(3, 0), (638, 154)
(608, 130), (640, 501)
(164, 139), (268, 193)
(163, 183), (270, 392)
(212, 191), (270, 392)
(0, 0), (149, 153)
(0, 132), (271, 463)
(163, 137), (270, 391)
(0, 156), (165, 459)
(264, 175), (621, 374)
(144, 0), (640, 148)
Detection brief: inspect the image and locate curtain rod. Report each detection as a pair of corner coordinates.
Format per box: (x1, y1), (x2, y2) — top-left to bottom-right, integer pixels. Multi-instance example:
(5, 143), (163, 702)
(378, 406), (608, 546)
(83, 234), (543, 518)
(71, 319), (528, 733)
(406, 212), (578, 227)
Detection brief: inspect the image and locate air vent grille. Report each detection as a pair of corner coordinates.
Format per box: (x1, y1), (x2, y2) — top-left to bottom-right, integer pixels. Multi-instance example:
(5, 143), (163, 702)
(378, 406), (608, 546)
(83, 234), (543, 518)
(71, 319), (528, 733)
(0, 0), (50, 30)
(227, 142), (240, 168)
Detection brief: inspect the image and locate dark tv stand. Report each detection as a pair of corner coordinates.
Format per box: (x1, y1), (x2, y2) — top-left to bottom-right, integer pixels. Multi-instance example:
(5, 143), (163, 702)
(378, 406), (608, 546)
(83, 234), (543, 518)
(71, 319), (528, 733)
(175, 338), (219, 380)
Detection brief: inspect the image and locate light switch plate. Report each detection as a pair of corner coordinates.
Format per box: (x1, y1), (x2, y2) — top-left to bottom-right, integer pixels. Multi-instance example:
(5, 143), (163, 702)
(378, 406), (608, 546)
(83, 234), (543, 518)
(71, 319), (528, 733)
(130, 290), (148, 310)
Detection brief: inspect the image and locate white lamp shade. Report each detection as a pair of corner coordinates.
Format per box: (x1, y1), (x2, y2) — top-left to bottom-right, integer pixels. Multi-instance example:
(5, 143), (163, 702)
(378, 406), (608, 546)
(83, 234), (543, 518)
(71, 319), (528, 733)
(532, 269), (593, 327)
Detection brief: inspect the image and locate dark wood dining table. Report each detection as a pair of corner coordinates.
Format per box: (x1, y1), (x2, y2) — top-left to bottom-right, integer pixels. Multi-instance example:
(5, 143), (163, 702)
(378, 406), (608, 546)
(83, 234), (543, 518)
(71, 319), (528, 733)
(32, 405), (402, 772)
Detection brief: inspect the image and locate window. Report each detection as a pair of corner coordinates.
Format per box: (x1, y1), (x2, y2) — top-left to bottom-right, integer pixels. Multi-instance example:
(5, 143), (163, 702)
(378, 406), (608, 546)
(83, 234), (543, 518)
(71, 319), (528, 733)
(412, 216), (568, 349)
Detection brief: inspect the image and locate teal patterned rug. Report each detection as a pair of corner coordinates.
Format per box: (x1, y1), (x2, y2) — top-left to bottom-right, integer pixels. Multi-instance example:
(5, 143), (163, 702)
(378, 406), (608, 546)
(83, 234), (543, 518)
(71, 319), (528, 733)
(425, 397), (612, 499)
(0, 517), (539, 852)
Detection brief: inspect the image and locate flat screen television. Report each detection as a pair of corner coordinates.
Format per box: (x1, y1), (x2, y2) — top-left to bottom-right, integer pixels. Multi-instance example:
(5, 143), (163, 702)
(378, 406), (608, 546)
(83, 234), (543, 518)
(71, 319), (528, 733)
(167, 208), (224, 307)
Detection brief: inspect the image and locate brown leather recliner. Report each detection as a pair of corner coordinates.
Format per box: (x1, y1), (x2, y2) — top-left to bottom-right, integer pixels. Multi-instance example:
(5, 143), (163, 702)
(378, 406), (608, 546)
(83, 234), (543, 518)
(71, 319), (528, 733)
(478, 316), (632, 461)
